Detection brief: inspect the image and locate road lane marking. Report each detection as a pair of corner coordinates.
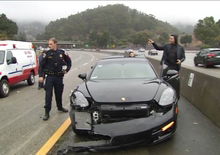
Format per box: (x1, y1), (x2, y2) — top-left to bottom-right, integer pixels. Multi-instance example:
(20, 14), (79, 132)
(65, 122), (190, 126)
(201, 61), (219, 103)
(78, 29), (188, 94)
(36, 117), (71, 155)
(82, 62), (88, 66)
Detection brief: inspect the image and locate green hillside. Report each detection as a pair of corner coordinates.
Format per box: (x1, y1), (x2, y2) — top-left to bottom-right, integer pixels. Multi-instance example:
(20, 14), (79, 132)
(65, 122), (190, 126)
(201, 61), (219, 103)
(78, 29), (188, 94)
(39, 4), (178, 48)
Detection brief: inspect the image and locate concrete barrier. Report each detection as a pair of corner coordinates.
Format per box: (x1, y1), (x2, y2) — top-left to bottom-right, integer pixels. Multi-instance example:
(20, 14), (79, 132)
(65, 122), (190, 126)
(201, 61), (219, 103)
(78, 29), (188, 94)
(148, 57), (220, 128)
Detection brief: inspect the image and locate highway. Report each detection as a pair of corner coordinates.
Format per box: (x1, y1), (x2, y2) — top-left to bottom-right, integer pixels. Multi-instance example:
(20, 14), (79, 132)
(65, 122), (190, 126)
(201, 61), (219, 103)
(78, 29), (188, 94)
(0, 50), (220, 155)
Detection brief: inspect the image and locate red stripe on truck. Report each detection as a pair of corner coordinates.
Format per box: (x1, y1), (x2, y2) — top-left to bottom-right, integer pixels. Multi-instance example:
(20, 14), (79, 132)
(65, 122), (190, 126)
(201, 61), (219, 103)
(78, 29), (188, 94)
(8, 67), (37, 85)
(0, 44), (7, 46)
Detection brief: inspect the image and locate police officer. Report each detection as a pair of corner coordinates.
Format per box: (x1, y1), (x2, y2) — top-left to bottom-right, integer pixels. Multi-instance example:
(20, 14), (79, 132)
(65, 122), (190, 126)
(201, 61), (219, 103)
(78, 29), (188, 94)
(39, 38), (72, 121)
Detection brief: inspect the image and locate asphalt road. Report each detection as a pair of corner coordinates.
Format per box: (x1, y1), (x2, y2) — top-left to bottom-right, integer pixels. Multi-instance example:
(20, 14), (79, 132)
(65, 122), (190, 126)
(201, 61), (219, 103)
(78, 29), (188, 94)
(0, 50), (109, 155)
(1, 50), (220, 155)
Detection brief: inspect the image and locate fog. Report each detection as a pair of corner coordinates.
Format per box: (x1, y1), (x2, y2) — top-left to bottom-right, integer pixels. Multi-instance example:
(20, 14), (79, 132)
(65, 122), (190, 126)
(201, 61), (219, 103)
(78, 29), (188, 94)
(1, 1), (220, 25)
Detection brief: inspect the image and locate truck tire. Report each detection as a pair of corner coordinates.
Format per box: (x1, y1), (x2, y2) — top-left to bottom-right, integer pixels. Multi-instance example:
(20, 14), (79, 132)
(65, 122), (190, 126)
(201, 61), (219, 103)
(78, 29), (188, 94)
(0, 79), (10, 97)
(27, 72), (35, 85)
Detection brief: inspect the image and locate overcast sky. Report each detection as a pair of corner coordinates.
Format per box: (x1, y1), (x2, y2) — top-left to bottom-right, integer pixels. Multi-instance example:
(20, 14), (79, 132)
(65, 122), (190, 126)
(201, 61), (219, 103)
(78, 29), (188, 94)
(0, 1), (220, 25)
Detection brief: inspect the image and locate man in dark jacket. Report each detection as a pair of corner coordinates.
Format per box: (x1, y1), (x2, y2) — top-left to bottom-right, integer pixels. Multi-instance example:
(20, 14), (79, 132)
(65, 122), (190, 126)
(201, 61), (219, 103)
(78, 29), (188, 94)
(148, 34), (185, 76)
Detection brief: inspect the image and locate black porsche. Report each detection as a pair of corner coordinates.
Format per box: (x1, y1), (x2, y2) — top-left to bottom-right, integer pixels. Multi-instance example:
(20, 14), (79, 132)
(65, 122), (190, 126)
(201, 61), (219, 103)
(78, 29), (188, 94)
(69, 56), (179, 149)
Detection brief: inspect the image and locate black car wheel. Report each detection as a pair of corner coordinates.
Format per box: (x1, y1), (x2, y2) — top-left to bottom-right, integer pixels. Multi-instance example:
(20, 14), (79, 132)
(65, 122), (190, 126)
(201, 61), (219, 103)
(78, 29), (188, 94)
(194, 60), (198, 66)
(0, 79), (10, 98)
(27, 72), (35, 85)
(204, 61), (209, 68)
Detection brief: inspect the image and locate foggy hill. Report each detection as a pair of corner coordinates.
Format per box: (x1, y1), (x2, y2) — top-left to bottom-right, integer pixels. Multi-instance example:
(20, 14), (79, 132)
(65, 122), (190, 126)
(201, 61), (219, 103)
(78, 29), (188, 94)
(40, 4), (178, 44)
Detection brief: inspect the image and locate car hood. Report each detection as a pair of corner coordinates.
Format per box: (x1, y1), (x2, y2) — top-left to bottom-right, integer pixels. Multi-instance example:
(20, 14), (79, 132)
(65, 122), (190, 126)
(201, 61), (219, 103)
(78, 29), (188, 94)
(86, 79), (160, 103)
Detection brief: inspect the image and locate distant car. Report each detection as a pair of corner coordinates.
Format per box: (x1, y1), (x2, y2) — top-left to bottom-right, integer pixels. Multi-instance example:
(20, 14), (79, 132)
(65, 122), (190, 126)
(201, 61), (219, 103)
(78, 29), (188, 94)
(125, 49), (134, 53)
(124, 49), (135, 57)
(194, 48), (220, 67)
(138, 48), (145, 52)
(69, 56), (180, 149)
(148, 49), (158, 55)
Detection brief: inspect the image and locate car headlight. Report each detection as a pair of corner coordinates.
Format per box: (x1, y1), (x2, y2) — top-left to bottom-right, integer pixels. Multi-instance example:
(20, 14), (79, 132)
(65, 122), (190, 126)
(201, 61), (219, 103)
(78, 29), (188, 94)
(70, 91), (89, 108)
(159, 88), (175, 106)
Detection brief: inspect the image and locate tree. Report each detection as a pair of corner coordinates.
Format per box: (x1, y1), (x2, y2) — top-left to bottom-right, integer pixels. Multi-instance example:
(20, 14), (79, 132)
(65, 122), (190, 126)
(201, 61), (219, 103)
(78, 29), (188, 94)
(15, 32), (27, 41)
(194, 16), (220, 47)
(0, 14), (18, 39)
(158, 32), (169, 44)
(40, 4), (178, 48)
(180, 35), (192, 47)
(130, 31), (151, 47)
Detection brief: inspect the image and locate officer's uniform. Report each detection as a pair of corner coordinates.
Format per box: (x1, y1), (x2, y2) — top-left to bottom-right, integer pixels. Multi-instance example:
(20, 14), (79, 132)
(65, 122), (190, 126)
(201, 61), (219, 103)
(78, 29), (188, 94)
(39, 49), (71, 114)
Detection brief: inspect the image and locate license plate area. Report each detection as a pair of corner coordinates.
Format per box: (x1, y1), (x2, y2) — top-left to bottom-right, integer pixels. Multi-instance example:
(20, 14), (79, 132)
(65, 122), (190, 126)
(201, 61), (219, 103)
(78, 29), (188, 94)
(100, 104), (149, 118)
(75, 112), (92, 130)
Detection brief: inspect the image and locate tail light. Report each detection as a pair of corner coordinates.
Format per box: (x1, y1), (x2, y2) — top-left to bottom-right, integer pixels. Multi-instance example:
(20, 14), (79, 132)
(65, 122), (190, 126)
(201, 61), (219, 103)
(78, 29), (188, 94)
(207, 53), (216, 58)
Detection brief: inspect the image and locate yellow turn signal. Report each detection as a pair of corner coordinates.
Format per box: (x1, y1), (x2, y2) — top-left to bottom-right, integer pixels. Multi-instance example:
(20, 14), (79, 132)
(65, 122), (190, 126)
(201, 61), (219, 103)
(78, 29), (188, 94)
(162, 121), (175, 132)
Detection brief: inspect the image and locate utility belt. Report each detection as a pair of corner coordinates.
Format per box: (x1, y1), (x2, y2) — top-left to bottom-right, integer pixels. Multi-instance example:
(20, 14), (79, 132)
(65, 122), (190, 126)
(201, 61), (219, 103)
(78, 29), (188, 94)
(45, 71), (64, 77)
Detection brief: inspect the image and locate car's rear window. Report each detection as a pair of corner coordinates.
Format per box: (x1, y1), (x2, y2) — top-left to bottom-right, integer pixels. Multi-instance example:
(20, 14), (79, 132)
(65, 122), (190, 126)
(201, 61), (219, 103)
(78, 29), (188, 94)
(0, 50), (5, 64)
(90, 61), (157, 80)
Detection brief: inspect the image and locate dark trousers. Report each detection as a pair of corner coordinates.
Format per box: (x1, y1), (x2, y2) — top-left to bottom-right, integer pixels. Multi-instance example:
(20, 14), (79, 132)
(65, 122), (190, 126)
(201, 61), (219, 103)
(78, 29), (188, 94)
(44, 76), (64, 112)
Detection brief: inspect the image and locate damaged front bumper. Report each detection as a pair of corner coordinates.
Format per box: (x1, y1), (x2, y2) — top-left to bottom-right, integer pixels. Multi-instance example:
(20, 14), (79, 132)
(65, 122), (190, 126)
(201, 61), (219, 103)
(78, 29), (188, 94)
(71, 105), (177, 146)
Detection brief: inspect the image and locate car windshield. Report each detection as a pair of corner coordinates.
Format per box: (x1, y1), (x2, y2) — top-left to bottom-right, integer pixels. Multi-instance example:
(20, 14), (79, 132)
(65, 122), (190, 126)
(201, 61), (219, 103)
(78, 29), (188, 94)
(0, 50), (5, 64)
(90, 60), (157, 80)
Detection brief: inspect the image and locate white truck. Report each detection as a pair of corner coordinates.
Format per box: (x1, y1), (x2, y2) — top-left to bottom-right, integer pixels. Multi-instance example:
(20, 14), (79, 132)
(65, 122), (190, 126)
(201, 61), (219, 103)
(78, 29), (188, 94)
(0, 40), (39, 97)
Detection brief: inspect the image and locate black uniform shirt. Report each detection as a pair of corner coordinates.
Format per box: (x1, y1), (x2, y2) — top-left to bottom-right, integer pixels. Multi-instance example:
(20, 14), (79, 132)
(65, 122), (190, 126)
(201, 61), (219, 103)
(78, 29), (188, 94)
(39, 49), (71, 77)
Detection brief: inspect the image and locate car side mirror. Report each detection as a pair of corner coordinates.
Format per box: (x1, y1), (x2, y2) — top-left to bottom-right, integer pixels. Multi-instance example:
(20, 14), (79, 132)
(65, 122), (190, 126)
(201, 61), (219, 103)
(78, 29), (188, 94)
(78, 73), (87, 80)
(11, 57), (17, 64)
(166, 70), (178, 76)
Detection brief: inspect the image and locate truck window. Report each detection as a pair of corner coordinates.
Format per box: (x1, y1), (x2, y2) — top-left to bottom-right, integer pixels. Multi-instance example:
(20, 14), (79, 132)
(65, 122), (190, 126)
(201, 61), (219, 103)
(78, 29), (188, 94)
(0, 50), (5, 64)
(6, 51), (13, 64)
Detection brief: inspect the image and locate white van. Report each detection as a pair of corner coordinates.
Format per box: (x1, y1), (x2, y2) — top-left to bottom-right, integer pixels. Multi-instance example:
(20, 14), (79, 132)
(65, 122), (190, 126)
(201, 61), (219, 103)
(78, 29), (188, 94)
(0, 40), (39, 97)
